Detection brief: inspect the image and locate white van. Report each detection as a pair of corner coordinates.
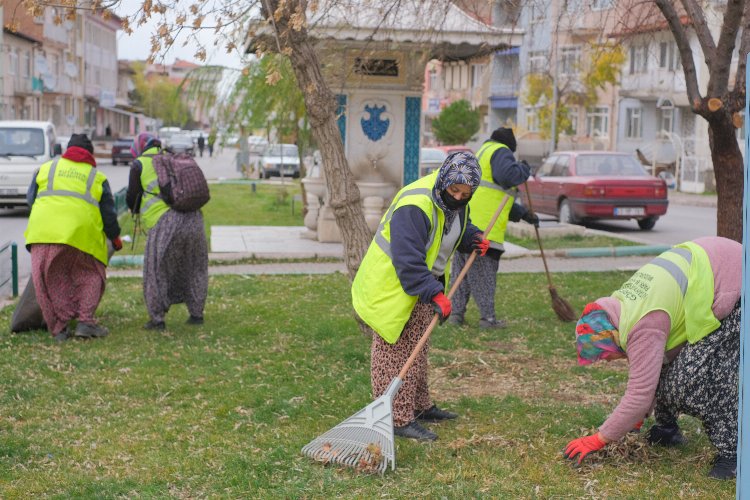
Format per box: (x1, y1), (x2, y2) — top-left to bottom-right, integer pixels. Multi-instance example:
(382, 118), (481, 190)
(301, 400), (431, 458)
(0, 120), (61, 208)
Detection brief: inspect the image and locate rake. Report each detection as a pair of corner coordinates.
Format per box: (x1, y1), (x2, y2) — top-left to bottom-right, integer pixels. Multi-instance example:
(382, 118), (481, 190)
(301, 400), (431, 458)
(302, 194), (511, 473)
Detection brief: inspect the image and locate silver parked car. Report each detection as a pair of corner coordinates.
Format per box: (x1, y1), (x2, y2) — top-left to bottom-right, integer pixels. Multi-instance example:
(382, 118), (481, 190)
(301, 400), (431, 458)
(166, 133), (195, 156)
(257, 144), (300, 178)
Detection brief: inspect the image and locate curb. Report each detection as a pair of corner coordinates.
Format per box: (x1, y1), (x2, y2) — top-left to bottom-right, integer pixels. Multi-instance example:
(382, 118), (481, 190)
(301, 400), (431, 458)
(553, 245), (671, 258)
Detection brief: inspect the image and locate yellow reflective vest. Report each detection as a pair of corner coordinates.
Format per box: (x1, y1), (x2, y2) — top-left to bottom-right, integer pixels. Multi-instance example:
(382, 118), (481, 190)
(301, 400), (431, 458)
(352, 172), (468, 343)
(469, 141), (516, 245)
(137, 148), (170, 230)
(24, 157), (108, 264)
(613, 241), (719, 352)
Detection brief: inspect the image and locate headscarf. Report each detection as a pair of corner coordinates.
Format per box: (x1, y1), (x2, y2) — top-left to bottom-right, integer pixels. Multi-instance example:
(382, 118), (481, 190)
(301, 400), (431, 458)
(130, 132), (161, 158)
(432, 151), (482, 232)
(490, 127), (517, 152)
(575, 301), (625, 366)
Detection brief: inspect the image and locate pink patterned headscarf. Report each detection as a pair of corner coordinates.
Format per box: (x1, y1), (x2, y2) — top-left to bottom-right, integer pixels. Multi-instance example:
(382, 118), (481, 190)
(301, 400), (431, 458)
(130, 132), (160, 158)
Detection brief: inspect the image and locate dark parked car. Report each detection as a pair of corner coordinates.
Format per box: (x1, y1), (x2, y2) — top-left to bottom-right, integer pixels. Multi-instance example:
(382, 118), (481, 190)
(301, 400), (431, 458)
(522, 151), (669, 230)
(111, 137), (134, 165)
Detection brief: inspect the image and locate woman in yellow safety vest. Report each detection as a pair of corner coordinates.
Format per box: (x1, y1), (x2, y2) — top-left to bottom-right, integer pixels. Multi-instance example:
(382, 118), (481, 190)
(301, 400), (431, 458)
(352, 152), (490, 441)
(25, 133), (122, 341)
(125, 132), (208, 331)
(563, 236), (741, 480)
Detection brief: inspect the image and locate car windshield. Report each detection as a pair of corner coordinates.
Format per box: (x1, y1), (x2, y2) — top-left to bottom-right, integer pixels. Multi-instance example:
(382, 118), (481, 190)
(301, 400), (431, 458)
(422, 149), (446, 162)
(0, 127), (46, 156)
(575, 155), (648, 176)
(265, 144), (298, 157)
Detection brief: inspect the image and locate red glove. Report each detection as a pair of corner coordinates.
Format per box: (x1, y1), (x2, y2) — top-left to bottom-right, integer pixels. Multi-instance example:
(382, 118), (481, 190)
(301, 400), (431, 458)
(631, 419), (644, 433)
(472, 237), (490, 256)
(431, 292), (451, 323)
(112, 236), (123, 251)
(563, 433), (607, 464)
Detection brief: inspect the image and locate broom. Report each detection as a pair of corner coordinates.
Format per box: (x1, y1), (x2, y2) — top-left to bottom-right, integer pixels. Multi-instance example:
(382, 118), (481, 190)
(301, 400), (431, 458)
(523, 181), (577, 322)
(301, 195), (511, 473)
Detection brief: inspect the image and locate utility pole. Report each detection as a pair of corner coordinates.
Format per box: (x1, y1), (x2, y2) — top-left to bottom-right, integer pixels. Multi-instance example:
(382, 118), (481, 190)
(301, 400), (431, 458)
(0, 5), (4, 120)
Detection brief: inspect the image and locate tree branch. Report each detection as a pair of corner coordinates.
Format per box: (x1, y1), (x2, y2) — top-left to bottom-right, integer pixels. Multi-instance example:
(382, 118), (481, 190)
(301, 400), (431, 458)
(733, 0), (750, 96)
(679, 0), (716, 60)
(708, 0), (743, 96)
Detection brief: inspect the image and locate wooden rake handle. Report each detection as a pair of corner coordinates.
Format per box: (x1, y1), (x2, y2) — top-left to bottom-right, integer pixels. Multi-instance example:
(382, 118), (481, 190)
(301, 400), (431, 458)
(522, 181), (554, 289)
(397, 194), (511, 380)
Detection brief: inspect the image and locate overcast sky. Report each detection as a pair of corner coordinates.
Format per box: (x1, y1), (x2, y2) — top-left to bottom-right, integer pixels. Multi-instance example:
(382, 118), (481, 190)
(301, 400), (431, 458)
(115, 0), (244, 69)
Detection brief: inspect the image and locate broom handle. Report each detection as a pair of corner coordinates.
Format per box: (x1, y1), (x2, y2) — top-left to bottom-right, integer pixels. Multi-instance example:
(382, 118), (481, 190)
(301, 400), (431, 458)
(522, 181), (554, 289)
(397, 194), (511, 381)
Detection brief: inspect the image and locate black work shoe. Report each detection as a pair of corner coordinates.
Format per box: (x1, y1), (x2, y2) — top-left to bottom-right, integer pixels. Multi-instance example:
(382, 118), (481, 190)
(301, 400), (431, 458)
(708, 455), (736, 480)
(479, 318), (508, 329)
(144, 320), (166, 331)
(186, 315), (204, 325)
(393, 421), (438, 441)
(74, 322), (109, 338)
(53, 328), (70, 343)
(416, 405), (458, 422)
(646, 424), (688, 446)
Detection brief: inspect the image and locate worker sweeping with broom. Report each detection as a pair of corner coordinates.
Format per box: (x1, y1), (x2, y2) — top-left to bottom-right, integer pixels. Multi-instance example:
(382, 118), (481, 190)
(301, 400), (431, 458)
(351, 152), (487, 441)
(563, 236), (741, 480)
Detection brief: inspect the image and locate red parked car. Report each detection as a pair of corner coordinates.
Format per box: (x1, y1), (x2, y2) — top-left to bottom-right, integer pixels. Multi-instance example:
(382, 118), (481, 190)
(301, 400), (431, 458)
(522, 151), (669, 230)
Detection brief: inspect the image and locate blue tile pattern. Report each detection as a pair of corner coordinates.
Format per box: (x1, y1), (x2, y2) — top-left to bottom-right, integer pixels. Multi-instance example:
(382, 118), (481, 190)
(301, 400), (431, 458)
(403, 96), (421, 185)
(361, 104), (390, 141)
(336, 94), (347, 145)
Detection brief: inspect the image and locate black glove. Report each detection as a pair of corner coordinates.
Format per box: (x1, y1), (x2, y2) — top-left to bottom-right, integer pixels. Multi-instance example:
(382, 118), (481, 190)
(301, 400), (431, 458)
(522, 211), (539, 227)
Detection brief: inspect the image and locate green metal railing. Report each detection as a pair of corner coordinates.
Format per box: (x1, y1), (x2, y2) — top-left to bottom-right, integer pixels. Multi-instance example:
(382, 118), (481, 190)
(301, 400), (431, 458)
(0, 241), (19, 297)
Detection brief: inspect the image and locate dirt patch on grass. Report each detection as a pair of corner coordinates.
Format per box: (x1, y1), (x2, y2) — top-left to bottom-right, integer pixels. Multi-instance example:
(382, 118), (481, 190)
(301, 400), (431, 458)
(430, 340), (626, 406)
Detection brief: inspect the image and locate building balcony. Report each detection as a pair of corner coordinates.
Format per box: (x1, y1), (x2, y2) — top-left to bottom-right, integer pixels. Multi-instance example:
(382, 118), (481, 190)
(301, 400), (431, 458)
(620, 70), (686, 94)
(11, 76), (34, 95)
(490, 82), (519, 97)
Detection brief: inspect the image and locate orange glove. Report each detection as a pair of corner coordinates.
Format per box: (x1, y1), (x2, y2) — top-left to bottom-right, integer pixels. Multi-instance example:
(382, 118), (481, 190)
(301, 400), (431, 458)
(431, 292), (451, 323)
(472, 236), (490, 256)
(563, 433), (606, 464)
(112, 236), (123, 251)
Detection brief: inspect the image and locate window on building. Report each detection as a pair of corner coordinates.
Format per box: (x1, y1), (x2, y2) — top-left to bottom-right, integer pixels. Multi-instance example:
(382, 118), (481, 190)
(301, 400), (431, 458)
(8, 49), (18, 76)
(629, 45), (648, 74)
(660, 108), (674, 134)
(625, 107), (642, 138)
(567, 107), (579, 135)
(586, 106), (609, 136)
(565, 0), (583, 13)
(592, 0), (614, 9)
(21, 50), (30, 78)
(526, 107), (540, 132)
(559, 46), (581, 76)
(428, 68), (438, 91)
(529, 51), (546, 74)
(659, 41), (681, 71)
(471, 64), (485, 88)
(530, 1), (546, 23)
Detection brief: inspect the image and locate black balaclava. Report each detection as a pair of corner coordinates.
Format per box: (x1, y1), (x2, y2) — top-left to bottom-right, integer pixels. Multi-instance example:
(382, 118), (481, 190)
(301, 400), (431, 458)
(490, 127), (517, 152)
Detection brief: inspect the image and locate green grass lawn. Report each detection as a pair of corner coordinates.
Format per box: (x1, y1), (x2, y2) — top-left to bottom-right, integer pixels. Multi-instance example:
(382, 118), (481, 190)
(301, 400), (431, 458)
(0, 272), (734, 497)
(506, 232), (640, 250)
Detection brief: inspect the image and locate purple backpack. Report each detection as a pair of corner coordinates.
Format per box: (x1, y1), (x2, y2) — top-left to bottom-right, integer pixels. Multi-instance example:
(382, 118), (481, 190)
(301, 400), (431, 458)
(150, 153), (210, 212)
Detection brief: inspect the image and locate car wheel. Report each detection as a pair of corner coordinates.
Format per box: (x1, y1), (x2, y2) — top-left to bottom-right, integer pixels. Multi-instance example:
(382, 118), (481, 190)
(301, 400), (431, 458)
(637, 216), (658, 230)
(558, 199), (579, 225)
(112, 159), (117, 166)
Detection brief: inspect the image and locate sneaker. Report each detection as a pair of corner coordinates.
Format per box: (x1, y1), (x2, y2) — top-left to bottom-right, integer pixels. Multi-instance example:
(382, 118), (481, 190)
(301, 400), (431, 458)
(144, 320), (166, 331)
(53, 328), (70, 343)
(74, 322), (109, 338)
(708, 455), (736, 480)
(393, 421), (438, 441)
(478, 318), (508, 329)
(646, 423), (688, 446)
(186, 315), (204, 325)
(416, 404), (458, 422)
(447, 315), (464, 326)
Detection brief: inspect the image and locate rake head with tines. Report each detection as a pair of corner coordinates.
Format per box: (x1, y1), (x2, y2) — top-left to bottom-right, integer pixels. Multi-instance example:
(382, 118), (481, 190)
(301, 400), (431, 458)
(302, 378), (401, 474)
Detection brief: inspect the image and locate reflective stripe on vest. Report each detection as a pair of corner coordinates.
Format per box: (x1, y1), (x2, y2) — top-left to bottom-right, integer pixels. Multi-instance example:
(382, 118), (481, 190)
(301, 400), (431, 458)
(24, 157), (108, 264)
(614, 243), (718, 352)
(469, 141), (515, 245)
(351, 173), (467, 344)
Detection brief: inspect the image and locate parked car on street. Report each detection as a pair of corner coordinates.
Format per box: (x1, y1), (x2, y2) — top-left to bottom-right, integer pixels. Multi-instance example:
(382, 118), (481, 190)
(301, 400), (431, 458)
(419, 147), (447, 177)
(166, 133), (195, 156)
(522, 151), (669, 230)
(111, 137), (134, 165)
(247, 135), (269, 155)
(0, 120), (62, 208)
(257, 143), (300, 178)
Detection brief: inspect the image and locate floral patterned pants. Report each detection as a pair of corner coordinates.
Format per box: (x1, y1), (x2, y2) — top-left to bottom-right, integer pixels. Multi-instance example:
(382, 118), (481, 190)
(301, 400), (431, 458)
(654, 301), (741, 458)
(370, 302), (434, 427)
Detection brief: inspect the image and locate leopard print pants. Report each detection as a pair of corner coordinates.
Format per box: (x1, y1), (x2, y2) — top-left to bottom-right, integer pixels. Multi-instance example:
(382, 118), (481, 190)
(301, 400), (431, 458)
(654, 301), (741, 457)
(371, 302), (434, 427)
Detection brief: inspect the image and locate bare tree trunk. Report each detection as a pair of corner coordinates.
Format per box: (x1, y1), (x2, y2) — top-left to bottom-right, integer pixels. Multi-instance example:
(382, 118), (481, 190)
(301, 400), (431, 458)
(708, 115), (744, 243)
(271, 5), (372, 279)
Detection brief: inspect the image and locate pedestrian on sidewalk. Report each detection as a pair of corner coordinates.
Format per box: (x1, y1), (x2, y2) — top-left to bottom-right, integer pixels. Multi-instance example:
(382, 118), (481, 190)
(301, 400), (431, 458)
(24, 134), (122, 341)
(563, 236), (742, 480)
(126, 132), (208, 331)
(197, 134), (206, 157)
(207, 131), (216, 158)
(352, 152), (490, 441)
(449, 127), (535, 329)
